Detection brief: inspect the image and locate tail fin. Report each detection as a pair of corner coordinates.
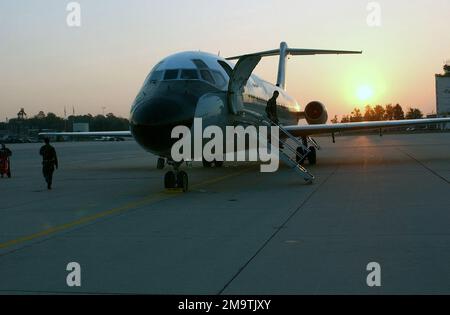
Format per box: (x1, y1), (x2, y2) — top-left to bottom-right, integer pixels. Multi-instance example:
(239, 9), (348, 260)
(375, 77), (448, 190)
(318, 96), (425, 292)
(276, 42), (289, 90)
(227, 42), (362, 90)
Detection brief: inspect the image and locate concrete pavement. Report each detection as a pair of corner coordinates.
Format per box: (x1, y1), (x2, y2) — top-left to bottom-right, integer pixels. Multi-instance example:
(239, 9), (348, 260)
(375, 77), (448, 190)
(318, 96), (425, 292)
(0, 133), (449, 294)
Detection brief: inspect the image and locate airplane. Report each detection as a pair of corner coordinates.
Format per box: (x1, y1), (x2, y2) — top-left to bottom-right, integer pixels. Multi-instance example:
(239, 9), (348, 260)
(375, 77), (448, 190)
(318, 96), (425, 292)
(41, 42), (450, 192)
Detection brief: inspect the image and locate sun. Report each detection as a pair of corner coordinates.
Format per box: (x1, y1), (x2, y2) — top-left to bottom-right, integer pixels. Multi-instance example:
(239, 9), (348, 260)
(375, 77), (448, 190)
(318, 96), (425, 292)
(356, 85), (374, 102)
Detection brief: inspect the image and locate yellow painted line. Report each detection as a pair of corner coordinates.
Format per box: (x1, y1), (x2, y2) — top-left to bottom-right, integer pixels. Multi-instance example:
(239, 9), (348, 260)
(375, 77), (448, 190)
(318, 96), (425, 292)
(191, 167), (255, 189)
(0, 167), (253, 250)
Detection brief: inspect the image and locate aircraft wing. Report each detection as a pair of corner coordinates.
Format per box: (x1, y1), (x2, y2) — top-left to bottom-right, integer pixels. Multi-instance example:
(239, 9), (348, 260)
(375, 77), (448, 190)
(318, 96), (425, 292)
(39, 131), (132, 137)
(284, 118), (450, 137)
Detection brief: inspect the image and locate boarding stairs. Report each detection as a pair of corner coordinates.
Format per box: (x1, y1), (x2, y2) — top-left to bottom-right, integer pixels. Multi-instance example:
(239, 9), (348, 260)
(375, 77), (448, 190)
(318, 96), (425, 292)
(260, 118), (315, 184)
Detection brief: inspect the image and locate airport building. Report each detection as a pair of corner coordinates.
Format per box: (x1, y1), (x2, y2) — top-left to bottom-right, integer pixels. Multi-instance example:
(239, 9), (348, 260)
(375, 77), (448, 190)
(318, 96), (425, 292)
(73, 123), (89, 132)
(436, 64), (450, 116)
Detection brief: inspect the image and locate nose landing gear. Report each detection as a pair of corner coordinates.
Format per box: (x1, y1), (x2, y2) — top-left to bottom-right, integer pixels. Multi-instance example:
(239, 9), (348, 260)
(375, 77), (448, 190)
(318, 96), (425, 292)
(164, 160), (189, 192)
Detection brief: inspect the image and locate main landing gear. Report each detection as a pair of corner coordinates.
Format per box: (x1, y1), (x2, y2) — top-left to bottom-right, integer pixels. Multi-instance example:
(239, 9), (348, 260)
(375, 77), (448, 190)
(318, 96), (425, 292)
(296, 137), (317, 166)
(164, 160), (189, 192)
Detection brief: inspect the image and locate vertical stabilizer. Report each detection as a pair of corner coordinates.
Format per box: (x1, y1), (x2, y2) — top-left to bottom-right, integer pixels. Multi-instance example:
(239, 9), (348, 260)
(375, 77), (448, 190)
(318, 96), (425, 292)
(276, 42), (289, 90)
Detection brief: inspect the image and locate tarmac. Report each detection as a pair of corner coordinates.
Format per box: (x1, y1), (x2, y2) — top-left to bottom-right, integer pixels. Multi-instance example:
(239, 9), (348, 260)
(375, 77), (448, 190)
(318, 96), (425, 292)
(0, 133), (449, 294)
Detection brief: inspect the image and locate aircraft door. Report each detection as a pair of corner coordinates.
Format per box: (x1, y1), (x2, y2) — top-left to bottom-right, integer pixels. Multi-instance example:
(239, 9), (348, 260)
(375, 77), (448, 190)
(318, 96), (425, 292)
(227, 55), (261, 115)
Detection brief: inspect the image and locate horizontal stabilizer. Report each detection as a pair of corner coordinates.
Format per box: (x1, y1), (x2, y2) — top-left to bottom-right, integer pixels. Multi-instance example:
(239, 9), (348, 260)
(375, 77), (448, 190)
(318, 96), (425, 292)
(226, 48), (362, 60)
(226, 42), (362, 90)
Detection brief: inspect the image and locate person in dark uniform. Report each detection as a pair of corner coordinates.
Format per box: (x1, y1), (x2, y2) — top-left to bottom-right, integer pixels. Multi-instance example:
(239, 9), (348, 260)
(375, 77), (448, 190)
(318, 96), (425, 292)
(0, 143), (12, 178)
(265, 90), (280, 125)
(265, 90), (284, 149)
(39, 138), (58, 190)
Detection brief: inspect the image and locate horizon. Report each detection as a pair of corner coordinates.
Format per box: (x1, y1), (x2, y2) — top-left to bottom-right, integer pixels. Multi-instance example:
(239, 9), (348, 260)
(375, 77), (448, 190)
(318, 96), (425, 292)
(1, 102), (425, 124)
(1, 0), (450, 122)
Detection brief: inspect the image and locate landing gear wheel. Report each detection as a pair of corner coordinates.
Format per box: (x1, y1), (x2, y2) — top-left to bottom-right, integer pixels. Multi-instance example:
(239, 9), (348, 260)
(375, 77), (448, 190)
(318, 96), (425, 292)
(157, 158), (165, 170)
(177, 171), (189, 192)
(7, 171), (11, 178)
(202, 158), (213, 168)
(296, 147), (307, 165)
(307, 147), (317, 165)
(164, 171), (176, 189)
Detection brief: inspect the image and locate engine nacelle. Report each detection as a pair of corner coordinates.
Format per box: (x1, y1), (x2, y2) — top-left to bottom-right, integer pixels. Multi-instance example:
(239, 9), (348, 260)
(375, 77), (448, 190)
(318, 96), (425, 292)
(304, 101), (328, 125)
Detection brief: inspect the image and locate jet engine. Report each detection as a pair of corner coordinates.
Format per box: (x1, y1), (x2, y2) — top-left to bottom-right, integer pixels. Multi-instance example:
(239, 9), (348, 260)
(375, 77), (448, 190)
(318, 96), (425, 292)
(304, 101), (328, 125)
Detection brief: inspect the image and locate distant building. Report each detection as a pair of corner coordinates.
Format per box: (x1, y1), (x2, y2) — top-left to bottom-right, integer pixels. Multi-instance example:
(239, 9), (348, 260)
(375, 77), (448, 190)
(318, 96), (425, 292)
(73, 123), (89, 132)
(436, 64), (450, 115)
(436, 64), (450, 129)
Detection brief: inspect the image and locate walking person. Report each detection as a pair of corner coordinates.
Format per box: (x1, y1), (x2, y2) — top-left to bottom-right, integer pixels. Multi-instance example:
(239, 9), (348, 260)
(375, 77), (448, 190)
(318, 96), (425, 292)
(0, 143), (12, 178)
(39, 138), (58, 190)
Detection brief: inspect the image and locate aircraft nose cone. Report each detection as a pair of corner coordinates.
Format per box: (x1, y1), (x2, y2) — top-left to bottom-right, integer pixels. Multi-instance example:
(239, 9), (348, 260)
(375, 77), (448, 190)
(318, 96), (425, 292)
(130, 97), (195, 156)
(131, 97), (188, 126)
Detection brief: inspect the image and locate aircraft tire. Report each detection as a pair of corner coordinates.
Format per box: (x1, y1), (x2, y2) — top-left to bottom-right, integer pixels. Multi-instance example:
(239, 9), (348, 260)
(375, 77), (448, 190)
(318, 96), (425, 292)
(164, 171), (176, 189)
(308, 147), (317, 165)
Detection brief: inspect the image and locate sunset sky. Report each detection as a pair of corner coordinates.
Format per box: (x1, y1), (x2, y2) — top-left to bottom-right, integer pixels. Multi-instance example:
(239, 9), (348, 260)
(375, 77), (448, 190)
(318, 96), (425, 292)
(1, 0), (449, 122)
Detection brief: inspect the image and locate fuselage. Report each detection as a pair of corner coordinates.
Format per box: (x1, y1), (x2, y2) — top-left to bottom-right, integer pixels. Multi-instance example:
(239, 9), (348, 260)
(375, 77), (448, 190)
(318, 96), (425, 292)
(129, 51), (302, 157)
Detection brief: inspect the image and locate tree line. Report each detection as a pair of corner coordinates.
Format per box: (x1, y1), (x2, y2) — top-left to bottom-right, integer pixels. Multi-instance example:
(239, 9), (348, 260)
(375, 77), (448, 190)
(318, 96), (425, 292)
(2, 110), (129, 133)
(331, 104), (424, 124)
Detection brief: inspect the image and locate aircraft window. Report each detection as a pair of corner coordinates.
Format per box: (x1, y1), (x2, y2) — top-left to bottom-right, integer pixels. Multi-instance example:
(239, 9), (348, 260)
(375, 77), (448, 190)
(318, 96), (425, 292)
(200, 70), (215, 85)
(164, 69), (179, 80)
(212, 71), (226, 88)
(149, 70), (163, 82)
(152, 61), (164, 71)
(192, 59), (209, 69)
(180, 69), (199, 80)
(250, 76), (260, 87)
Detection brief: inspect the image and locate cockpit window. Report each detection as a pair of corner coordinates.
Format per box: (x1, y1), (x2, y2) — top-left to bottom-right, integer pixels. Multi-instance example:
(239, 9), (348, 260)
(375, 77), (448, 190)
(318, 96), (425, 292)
(212, 71), (227, 89)
(192, 59), (209, 69)
(200, 70), (215, 85)
(164, 69), (179, 80)
(149, 70), (163, 82)
(180, 69), (199, 80)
